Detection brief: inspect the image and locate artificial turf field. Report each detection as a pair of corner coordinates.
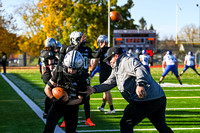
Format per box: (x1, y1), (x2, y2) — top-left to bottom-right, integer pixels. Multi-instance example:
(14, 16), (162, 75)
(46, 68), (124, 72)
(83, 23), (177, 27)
(0, 67), (200, 133)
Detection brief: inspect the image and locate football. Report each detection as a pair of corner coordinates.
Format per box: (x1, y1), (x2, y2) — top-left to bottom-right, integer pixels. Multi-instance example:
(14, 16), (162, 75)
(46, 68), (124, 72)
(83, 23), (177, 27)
(109, 11), (123, 22)
(52, 87), (68, 101)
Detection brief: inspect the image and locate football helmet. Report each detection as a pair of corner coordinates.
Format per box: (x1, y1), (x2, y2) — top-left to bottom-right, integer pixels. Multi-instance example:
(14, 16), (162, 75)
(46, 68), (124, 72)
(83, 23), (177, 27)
(56, 41), (62, 48)
(142, 50), (147, 54)
(45, 37), (57, 50)
(69, 31), (84, 45)
(63, 50), (84, 76)
(97, 35), (108, 47)
(167, 50), (172, 55)
(135, 49), (140, 53)
(188, 51), (193, 56)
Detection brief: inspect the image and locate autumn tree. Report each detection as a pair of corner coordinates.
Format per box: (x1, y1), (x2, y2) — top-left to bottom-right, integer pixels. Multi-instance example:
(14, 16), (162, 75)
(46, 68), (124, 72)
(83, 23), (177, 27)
(0, 1), (19, 55)
(18, 0), (137, 56)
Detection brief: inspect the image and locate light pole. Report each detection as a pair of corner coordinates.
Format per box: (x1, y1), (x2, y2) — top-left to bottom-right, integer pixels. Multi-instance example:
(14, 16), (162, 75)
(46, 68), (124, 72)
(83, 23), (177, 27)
(176, 3), (181, 44)
(108, 0), (110, 47)
(196, 4), (200, 43)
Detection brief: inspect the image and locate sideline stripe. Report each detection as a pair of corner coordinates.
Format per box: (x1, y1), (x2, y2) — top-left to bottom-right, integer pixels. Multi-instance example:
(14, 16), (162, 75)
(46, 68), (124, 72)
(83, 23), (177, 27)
(0, 74), (64, 133)
(77, 128), (200, 132)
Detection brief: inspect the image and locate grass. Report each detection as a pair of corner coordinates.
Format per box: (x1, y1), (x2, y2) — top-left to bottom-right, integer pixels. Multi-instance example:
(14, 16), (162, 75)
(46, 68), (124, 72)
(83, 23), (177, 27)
(1, 67), (200, 133)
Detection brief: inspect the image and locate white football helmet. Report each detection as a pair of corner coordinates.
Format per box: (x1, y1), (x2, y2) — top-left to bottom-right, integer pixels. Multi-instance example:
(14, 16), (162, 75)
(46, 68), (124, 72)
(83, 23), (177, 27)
(69, 31), (84, 45)
(97, 35), (108, 47)
(63, 50), (83, 69)
(45, 37), (57, 50)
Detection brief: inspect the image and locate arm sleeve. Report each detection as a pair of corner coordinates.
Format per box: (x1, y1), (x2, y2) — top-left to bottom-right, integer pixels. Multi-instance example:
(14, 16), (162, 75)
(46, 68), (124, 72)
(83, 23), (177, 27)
(126, 58), (150, 85)
(93, 70), (117, 93)
(92, 48), (101, 58)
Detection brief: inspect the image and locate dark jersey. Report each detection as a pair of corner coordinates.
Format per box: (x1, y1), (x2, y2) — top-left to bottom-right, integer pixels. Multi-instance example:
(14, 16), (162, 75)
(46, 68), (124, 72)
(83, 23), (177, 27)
(51, 64), (90, 100)
(76, 46), (93, 73)
(40, 50), (55, 66)
(92, 47), (112, 83)
(59, 45), (93, 73)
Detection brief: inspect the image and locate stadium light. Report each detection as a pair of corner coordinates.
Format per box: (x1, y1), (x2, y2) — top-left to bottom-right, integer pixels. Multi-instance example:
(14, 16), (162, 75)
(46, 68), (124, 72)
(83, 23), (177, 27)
(196, 4), (200, 43)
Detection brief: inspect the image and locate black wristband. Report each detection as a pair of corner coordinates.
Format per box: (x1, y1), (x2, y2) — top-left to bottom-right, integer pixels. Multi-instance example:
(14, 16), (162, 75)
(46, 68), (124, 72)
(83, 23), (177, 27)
(47, 81), (54, 89)
(138, 82), (145, 87)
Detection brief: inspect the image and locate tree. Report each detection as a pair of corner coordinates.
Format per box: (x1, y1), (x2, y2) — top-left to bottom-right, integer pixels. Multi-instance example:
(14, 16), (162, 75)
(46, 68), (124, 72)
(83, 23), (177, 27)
(179, 24), (198, 42)
(0, 1), (19, 55)
(149, 24), (154, 30)
(139, 17), (147, 30)
(17, 0), (137, 56)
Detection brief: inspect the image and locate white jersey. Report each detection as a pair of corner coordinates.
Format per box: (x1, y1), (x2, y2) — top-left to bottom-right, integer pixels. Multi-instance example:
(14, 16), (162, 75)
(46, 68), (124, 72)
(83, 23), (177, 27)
(139, 54), (150, 65)
(185, 55), (195, 66)
(163, 54), (176, 65)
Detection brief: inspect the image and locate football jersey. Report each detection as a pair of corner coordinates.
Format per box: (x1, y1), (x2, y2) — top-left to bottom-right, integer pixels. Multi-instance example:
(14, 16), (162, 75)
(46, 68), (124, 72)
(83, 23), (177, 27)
(185, 55), (195, 66)
(51, 64), (90, 100)
(139, 54), (150, 65)
(163, 54), (176, 65)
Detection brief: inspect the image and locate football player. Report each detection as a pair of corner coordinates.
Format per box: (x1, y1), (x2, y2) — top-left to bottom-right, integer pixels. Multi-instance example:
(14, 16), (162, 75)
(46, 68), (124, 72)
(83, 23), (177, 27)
(43, 50), (90, 133)
(40, 37), (57, 119)
(139, 50), (150, 74)
(90, 35), (115, 114)
(159, 51), (182, 85)
(59, 31), (95, 126)
(180, 51), (200, 76)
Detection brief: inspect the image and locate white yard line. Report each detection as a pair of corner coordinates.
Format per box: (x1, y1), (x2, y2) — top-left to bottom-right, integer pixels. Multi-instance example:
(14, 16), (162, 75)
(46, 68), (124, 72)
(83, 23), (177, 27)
(0, 73), (64, 133)
(77, 128), (200, 132)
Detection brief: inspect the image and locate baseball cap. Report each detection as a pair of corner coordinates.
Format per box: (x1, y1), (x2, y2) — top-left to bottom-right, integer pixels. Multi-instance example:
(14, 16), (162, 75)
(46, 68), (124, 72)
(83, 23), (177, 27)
(103, 46), (123, 62)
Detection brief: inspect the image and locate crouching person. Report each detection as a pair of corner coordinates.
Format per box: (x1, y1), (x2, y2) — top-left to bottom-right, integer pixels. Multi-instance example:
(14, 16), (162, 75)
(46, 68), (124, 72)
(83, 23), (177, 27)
(43, 50), (90, 133)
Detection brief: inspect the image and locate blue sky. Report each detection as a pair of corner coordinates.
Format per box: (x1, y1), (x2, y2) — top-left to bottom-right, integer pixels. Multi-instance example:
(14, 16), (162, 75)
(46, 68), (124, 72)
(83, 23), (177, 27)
(2, 0), (200, 40)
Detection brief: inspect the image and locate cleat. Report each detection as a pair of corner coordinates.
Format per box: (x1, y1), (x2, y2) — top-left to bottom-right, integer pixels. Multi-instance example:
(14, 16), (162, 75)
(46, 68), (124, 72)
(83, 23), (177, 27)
(158, 81), (161, 84)
(85, 118), (96, 126)
(180, 74), (182, 76)
(43, 113), (47, 119)
(179, 81), (182, 85)
(60, 121), (65, 127)
(98, 107), (104, 112)
(105, 109), (115, 114)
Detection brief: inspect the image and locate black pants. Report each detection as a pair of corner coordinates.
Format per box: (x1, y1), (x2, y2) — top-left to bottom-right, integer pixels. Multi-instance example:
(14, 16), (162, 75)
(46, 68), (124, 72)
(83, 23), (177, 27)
(120, 96), (173, 133)
(42, 69), (52, 114)
(84, 95), (90, 119)
(43, 104), (79, 133)
(2, 64), (6, 73)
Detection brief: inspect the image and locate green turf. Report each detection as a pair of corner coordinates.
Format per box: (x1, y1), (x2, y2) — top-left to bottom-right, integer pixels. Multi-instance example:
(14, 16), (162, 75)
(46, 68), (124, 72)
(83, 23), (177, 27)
(1, 67), (200, 133)
(0, 75), (44, 133)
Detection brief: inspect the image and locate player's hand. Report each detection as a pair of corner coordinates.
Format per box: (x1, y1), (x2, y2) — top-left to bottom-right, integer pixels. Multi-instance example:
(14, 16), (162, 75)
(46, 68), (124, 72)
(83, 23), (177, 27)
(136, 86), (146, 99)
(80, 34), (87, 44)
(100, 40), (106, 48)
(86, 86), (96, 97)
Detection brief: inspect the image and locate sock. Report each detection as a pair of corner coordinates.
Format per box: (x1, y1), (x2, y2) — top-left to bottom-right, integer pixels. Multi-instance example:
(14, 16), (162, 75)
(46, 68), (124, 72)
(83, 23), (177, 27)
(101, 103), (105, 108)
(110, 105), (114, 111)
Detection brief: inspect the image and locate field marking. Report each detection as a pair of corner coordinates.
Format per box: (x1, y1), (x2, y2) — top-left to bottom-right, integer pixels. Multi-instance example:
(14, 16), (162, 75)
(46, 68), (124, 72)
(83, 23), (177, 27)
(0, 73), (64, 133)
(77, 128), (200, 132)
(79, 108), (200, 112)
(90, 96), (200, 100)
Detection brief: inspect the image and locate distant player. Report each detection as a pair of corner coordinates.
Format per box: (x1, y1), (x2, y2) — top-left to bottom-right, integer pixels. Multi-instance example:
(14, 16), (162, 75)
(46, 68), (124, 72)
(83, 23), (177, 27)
(133, 49), (141, 59)
(159, 51), (182, 85)
(127, 49), (134, 57)
(139, 50), (150, 74)
(180, 51), (200, 76)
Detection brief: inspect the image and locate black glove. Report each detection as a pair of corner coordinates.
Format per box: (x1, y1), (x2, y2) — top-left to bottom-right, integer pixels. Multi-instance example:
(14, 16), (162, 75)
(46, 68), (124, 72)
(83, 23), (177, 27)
(51, 96), (65, 109)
